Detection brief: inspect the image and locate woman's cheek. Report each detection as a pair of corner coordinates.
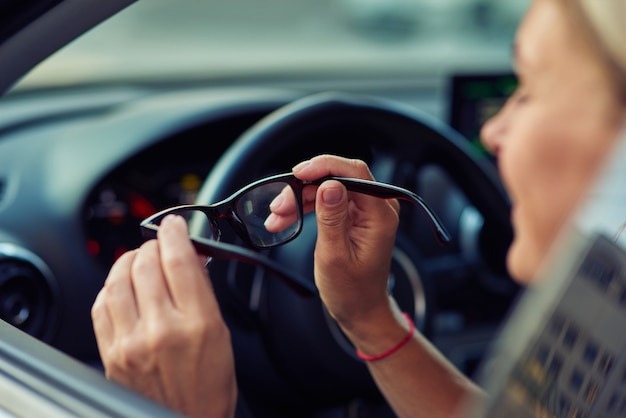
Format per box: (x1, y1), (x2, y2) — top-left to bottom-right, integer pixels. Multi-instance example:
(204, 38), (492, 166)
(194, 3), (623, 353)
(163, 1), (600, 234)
(497, 118), (558, 282)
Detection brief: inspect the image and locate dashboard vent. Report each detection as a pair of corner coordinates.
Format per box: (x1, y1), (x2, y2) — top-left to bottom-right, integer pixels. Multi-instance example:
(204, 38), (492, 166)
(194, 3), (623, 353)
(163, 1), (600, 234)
(0, 244), (58, 342)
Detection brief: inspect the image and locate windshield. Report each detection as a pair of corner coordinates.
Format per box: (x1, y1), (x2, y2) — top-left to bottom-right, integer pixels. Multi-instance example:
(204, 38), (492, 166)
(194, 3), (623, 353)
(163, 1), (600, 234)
(15, 0), (529, 89)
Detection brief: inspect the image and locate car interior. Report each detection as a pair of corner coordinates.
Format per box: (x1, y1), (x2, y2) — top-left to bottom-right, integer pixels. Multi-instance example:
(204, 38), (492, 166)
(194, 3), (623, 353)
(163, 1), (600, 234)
(0, 0), (529, 416)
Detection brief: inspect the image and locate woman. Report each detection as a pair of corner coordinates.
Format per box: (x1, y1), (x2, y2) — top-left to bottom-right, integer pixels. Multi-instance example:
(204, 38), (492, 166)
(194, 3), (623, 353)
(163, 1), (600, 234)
(91, 0), (626, 417)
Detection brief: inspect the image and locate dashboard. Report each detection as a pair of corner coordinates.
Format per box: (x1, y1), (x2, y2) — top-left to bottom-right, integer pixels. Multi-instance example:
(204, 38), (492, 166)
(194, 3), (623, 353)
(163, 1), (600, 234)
(77, 73), (516, 271)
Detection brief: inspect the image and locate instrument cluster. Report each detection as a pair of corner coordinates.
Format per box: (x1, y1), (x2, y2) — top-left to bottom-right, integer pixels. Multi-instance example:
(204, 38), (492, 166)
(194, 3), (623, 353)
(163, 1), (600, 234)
(81, 112), (267, 269)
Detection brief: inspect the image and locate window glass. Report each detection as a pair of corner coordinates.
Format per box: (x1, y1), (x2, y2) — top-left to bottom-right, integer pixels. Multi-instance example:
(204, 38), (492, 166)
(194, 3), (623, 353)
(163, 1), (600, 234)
(16, 0), (529, 88)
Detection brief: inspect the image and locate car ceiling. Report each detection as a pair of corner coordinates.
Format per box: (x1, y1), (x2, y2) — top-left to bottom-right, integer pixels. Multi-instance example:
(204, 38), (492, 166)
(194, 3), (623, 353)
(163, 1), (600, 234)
(0, 0), (62, 42)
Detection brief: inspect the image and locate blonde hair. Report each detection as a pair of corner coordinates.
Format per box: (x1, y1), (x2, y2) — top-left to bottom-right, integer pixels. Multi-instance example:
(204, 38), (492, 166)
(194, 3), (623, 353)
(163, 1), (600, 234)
(567, 0), (626, 100)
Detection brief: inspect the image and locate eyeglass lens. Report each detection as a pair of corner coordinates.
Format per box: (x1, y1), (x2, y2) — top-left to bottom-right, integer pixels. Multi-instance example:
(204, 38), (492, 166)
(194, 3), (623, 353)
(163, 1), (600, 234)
(148, 180), (303, 255)
(233, 180), (301, 247)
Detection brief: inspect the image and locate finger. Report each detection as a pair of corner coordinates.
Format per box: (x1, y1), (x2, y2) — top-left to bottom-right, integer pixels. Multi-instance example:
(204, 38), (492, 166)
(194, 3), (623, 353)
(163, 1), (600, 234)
(314, 180), (352, 261)
(157, 215), (217, 314)
(102, 250), (139, 337)
(293, 155), (375, 181)
(131, 239), (174, 319)
(264, 211), (299, 233)
(265, 185), (300, 232)
(296, 156), (401, 215)
(268, 185), (298, 216)
(91, 289), (114, 358)
(316, 181), (398, 257)
(273, 184), (317, 217)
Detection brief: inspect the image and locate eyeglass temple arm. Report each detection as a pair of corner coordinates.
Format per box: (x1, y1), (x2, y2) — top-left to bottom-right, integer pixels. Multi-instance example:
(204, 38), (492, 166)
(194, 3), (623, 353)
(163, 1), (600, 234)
(309, 176), (451, 246)
(141, 225), (318, 297)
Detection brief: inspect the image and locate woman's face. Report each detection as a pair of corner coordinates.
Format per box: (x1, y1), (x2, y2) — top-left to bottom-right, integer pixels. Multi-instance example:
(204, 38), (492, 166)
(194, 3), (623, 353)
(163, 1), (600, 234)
(481, 0), (624, 283)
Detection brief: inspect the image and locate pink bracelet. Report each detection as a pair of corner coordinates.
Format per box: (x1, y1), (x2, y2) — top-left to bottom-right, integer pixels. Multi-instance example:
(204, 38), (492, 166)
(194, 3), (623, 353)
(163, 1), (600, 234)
(356, 313), (415, 361)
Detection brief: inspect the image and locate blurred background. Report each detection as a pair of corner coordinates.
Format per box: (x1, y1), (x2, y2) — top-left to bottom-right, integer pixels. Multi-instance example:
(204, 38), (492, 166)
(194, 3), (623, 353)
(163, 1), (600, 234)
(14, 0), (529, 89)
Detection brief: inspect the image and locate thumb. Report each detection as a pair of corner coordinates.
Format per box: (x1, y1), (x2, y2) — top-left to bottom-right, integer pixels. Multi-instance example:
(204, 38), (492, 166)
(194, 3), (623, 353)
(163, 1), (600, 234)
(315, 180), (350, 249)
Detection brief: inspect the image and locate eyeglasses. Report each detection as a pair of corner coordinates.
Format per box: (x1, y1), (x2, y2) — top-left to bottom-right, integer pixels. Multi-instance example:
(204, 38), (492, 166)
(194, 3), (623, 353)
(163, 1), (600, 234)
(140, 173), (450, 295)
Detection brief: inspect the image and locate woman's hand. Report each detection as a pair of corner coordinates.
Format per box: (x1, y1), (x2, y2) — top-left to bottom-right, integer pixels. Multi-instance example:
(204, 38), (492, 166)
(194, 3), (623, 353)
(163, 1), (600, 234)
(291, 155), (400, 333)
(91, 215), (237, 418)
(287, 155), (481, 418)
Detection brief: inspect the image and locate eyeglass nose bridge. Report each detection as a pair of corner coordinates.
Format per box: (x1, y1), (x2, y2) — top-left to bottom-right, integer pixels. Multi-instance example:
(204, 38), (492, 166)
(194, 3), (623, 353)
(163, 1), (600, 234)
(209, 217), (222, 242)
(221, 206), (258, 248)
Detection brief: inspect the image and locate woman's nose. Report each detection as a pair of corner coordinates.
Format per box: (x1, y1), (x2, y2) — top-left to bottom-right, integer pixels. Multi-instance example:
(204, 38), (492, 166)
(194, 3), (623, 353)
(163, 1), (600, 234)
(480, 110), (505, 157)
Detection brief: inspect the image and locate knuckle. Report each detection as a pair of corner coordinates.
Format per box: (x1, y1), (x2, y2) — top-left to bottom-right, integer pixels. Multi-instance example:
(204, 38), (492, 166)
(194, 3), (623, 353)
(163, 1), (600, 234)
(349, 159), (373, 179)
(317, 209), (347, 228)
(116, 250), (136, 265)
(91, 296), (105, 321)
(103, 341), (133, 372)
(132, 244), (158, 272)
(115, 334), (156, 372)
(144, 323), (177, 353)
(138, 239), (159, 256)
(102, 312), (229, 372)
(103, 275), (124, 293)
(117, 346), (146, 371)
(161, 250), (188, 271)
(181, 315), (229, 346)
(146, 316), (212, 352)
(312, 153), (333, 164)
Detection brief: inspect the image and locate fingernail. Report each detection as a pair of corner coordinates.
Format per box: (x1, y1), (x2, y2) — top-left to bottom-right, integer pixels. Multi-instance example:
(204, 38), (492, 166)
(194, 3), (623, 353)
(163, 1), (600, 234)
(292, 160), (311, 172)
(264, 213), (277, 228)
(269, 194), (284, 211)
(322, 187), (343, 205)
(162, 214), (181, 226)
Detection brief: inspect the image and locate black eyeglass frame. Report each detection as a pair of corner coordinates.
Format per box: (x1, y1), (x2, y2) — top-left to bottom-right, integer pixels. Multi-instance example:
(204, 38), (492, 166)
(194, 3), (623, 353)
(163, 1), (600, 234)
(140, 173), (451, 296)
(141, 172), (450, 247)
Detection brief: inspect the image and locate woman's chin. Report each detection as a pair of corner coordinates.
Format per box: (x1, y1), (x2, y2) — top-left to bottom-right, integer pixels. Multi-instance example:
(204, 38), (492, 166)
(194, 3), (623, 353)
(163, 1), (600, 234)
(506, 240), (540, 286)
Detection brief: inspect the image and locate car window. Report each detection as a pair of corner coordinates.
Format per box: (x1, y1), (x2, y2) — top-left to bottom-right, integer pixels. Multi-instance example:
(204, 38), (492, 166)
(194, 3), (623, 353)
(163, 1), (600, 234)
(14, 0), (529, 89)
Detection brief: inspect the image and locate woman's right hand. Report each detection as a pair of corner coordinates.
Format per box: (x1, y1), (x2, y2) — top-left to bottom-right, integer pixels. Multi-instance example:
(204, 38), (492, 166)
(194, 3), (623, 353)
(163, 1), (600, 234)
(289, 156), (481, 418)
(288, 155), (402, 337)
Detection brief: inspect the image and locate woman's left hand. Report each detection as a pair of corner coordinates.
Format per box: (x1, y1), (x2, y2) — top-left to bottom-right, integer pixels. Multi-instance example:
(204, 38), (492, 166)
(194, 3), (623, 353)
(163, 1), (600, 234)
(91, 215), (237, 418)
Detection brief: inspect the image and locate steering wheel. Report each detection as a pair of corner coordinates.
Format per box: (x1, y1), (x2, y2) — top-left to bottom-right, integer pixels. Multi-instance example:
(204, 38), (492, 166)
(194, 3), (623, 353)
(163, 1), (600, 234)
(196, 92), (515, 416)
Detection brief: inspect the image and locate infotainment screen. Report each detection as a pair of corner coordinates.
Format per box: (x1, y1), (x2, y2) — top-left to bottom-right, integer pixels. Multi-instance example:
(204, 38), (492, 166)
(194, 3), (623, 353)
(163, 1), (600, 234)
(448, 73), (517, 159)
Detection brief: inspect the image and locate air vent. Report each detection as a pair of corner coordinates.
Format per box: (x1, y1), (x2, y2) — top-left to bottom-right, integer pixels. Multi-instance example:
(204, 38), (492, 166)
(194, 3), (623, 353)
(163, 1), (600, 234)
(0, 243), (58, 342)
